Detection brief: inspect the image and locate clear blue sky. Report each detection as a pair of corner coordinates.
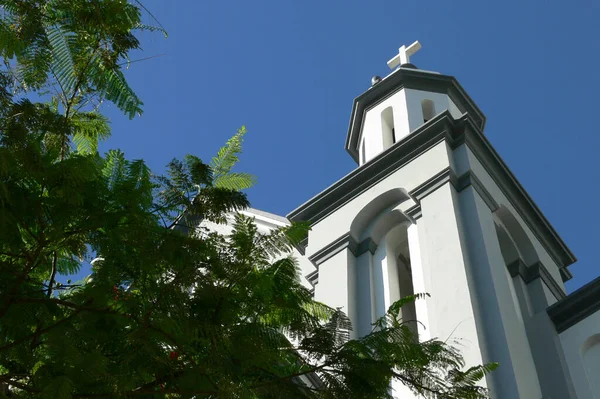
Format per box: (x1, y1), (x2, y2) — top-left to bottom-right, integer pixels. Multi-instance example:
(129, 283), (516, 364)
(98, 0), (599, 293)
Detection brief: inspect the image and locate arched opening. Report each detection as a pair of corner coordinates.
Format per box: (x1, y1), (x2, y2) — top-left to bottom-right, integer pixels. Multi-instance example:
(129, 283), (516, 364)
(495, 222), (526, 323)
(381, 107), (395, 150)
(350, 188), (411, 242)
(421, 99), (435, 123)
(582, 335), (600, 396)
(495, 222), (521, 266)
(494, 206), (540, 266)
(350, 192), (421, 339)
(360, 137), (366, 165)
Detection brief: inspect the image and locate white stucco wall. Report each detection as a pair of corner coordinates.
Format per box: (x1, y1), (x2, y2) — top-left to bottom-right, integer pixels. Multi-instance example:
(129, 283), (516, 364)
(559, 310), (600, 399)
(457, 185), (542, 398)
(314, 249), (357, 334)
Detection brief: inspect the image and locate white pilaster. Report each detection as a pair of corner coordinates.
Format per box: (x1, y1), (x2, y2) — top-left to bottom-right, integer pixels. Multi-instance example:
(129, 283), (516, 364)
(355, 251), (374, 338)
(407, 223), (431, 341)
(416, 183), (486, 386)
(457, 186), (542, 398)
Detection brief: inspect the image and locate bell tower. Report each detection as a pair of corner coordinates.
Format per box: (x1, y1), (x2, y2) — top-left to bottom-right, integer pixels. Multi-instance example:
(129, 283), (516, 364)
(289, 42), (577, 398)
(346, 40), (484, 166)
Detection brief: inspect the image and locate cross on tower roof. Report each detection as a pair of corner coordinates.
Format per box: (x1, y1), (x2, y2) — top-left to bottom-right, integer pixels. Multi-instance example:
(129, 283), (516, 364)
(387, 40), (422, 70)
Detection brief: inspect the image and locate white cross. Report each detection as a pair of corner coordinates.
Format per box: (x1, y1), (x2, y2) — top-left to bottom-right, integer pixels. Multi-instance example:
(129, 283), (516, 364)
(387, 40), (422, 70)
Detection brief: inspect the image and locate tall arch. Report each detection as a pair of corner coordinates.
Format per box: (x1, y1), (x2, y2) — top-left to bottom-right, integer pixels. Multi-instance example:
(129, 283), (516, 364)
(494, 205), (540, 266)
(350, 192), (418, 337)
(421, 99), (436, 123)
(381, 107), (395, 150)
(349, 188), (411, 242)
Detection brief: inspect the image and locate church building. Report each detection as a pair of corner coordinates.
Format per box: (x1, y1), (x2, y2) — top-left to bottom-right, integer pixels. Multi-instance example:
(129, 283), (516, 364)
(214, 42), (600, 398)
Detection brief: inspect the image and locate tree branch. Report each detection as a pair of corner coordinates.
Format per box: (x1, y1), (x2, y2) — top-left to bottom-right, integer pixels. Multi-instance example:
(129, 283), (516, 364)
(47, 251), (57, 297)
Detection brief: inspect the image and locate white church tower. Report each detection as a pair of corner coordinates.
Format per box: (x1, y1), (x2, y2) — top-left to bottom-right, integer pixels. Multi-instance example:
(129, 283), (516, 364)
(284, 42), (596, 398)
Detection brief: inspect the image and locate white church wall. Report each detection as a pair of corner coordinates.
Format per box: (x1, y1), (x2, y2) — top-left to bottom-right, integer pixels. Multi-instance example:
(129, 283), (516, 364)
(559, 309), (600, 399)
(452, 143), (566, 293)
(306, 141), (450, 253)
(416, 183), (487, 387)
(457, 185), (542, 398)
(313, 250), (357, 337)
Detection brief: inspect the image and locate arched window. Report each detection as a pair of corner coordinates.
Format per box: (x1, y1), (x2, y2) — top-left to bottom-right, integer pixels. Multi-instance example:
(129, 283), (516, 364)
(381, 107), (395, 150)
(360, 138), (366, 165)
(421, 99), (435, 123)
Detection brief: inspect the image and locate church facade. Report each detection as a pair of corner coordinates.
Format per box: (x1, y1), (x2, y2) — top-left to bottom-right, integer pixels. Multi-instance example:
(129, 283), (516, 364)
(215, 44), (600, 398)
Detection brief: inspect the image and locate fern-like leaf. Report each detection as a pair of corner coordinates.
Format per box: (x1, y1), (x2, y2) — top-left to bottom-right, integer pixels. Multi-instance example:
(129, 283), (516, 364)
(45, 23), (77, 95)
(213, 171), (256, 191)
(88, 53), (143, 119)
(211, 126), (245, 178)
(71, 112), (111, 154)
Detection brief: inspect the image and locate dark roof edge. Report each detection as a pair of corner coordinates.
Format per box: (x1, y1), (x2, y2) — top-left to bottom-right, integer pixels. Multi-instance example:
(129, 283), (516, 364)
(548, 276), (600, 333)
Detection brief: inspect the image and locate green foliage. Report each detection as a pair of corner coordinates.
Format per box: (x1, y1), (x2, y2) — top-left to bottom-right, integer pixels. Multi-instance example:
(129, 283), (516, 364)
(0, 1), (494, 398)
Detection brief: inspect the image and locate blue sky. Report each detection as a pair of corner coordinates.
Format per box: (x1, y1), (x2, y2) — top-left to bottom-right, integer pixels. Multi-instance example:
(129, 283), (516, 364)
(98, 0), (599, 292)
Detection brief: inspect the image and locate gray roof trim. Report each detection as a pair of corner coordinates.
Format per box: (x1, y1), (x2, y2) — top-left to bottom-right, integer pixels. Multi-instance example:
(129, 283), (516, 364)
(411, 167), (455, 201)
(405, 204), (422, 220)
(306, 270), (318, 287)
(289, 111), (576, 272)
(507, 259), (567, 301)
(345, 67), (486, 163)
(456, 171), (500, 212)
(308, 233), (356, 267)
(307, 232), (379, 270)
(547, 275), (600, 333)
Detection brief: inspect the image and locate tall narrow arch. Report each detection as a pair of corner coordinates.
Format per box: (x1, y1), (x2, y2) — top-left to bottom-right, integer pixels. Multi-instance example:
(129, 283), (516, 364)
(360, 138), (367, 165)
(421, 99), (436, 123)
(494, 206), (540, 266)
(381, 107), (395, 150)
(349, 188), (411, 242)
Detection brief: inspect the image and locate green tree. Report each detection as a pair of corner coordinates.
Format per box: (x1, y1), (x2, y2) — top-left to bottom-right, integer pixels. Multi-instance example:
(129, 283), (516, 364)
(0, 1), (495, 398)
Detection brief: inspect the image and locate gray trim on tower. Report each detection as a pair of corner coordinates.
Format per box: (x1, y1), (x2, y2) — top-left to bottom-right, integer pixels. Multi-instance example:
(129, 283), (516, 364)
(288, 111), (576, 275)
(547, 275), (600, 333)
(456, 171), (499, 212)
(356, 238), (378, 256)
(409, 167), (456, 201)
(306, 270), (319, 287)
(345, 67), (486, 163)
(308, 233), (357, 267)
(507, 259), (567, 301)
(405, 204), (422, 220)
(307, 233), (378, 271)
